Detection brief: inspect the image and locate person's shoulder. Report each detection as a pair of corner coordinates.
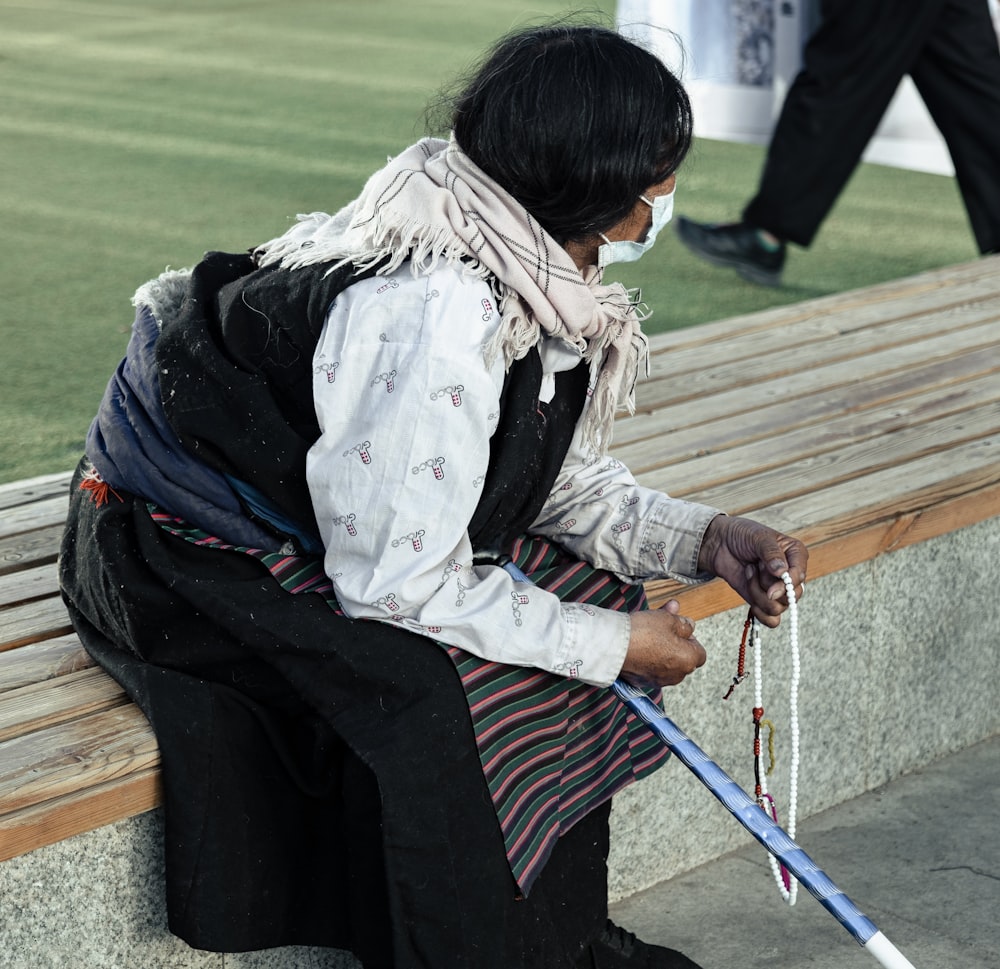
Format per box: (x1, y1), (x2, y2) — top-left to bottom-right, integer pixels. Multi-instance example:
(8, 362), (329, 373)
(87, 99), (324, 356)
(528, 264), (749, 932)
(340, 259), (492, 303)
(421, 264), (502, 348)
(328, 260), (500, 352)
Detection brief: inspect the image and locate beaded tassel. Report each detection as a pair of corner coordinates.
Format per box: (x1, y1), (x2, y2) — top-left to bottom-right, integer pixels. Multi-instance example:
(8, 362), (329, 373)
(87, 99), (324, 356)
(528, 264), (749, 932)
(722, 612), (752, 700)
(79, 465), (121, 507)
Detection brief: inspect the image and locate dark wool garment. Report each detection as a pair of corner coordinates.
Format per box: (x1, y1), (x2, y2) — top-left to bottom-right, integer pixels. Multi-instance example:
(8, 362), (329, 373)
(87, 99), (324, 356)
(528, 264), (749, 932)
(60, 253), (663, 967)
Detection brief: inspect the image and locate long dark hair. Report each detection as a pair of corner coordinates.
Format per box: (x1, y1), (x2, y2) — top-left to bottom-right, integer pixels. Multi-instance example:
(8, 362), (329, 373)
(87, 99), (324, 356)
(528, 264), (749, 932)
(441, 22), (692, 244)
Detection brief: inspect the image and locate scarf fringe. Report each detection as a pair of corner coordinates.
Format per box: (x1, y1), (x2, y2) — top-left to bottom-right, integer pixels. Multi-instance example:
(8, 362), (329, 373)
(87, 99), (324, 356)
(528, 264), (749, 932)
(484, 284), (542, 369)
(345, 216), (493, 282)
(259, 210), (548, 375)
(257, 209), (491, 281)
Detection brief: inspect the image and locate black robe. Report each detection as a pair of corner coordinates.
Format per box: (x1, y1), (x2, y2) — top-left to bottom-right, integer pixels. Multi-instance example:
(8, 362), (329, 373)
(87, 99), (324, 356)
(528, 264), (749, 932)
(59, 253), (619, 968)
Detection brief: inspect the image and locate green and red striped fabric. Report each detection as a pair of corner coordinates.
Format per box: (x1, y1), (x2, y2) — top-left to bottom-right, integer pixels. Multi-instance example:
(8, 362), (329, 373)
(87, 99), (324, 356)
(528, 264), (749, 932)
(149, 510), (670, 892)
(448, 535), (669, 890)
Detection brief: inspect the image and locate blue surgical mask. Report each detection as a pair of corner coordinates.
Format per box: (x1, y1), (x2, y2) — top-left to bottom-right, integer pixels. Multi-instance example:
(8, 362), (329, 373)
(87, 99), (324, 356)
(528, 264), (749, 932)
(597, 190), (675, 269)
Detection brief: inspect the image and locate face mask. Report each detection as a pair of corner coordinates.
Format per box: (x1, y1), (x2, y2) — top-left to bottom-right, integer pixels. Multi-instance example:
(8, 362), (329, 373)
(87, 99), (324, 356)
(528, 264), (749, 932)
(597, 189), (675, 269)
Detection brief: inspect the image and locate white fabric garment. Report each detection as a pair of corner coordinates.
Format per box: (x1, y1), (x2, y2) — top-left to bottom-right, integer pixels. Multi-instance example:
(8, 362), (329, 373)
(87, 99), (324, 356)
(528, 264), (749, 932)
(307, 263), (721, 687)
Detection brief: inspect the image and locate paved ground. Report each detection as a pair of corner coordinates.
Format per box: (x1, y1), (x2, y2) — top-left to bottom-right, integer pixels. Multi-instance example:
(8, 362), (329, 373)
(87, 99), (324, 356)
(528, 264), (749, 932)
(610, 733), (1000, 968)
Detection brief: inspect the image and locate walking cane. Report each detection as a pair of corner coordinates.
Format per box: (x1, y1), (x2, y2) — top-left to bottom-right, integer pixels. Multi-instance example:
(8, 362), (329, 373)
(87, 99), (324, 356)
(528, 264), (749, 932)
(499, 558), (917, 969)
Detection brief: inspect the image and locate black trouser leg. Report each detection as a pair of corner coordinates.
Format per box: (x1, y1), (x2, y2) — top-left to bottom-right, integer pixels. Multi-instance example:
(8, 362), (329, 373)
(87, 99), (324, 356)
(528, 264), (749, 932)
(743, 0), (948, 246)
(910, 0), (1000, 253)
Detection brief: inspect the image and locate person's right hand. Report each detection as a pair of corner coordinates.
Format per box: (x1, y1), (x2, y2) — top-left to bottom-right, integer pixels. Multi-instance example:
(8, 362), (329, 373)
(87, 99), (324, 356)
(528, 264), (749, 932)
(620, 600), (706, 689)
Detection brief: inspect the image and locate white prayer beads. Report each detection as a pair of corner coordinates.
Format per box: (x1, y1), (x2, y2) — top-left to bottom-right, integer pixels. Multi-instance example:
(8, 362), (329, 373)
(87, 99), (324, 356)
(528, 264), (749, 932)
(754, 571), (800, 904)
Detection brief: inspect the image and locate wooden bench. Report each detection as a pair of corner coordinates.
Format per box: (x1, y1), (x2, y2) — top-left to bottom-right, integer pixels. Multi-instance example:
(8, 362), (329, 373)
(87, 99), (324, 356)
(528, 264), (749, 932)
(0, 472), (161, 862)
(3, 254), (1000, 870)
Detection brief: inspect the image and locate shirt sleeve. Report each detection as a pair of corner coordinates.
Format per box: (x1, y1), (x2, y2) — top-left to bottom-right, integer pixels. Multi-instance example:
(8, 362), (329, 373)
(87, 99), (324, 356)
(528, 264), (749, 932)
(307, 264), (629, 686)
(529, 384), (724, 584)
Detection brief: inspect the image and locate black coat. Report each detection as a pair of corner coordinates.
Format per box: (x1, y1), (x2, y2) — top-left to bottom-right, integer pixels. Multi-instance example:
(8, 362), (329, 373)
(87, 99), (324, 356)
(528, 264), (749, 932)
(60, 253), (610, 967)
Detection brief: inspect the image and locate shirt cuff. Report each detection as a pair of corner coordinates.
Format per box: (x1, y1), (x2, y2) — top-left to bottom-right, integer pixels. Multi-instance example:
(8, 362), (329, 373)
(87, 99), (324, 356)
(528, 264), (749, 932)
(557, 602), (631, 687)
(640, 495), (723, 583)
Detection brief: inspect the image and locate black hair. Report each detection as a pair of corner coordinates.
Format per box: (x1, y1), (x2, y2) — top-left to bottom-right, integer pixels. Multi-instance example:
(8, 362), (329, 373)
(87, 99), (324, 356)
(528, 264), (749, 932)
(441, 21), (692, 245)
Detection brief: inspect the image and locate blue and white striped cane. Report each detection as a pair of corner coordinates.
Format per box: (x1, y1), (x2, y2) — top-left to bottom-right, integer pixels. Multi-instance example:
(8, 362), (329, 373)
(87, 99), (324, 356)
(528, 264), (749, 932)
(500, 558), (916, 969)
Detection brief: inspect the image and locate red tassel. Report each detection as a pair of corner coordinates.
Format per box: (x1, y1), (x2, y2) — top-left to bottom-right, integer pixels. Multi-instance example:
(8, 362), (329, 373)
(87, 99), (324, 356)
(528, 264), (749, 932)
(79, 467), (121, 506)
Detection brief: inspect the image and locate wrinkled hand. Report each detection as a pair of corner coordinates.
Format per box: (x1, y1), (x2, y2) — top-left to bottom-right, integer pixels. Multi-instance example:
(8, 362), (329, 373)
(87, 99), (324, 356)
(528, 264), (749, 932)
(698, 515), (807, 627)
(621, 600), (707, 689)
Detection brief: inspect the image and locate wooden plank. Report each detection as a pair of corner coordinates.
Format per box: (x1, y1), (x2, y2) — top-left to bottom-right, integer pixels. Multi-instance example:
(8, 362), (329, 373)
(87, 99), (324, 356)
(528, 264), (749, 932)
(744, 439), (1000, 547)
(640, 370), (1000, 509)
(653, 270), (1000, 346)
(693, 427), (996, 535)
(645, 255), (1000, 353)
(641, 417), (1000, 523)
(646, 284), (1000, 390)
(646, 279), (1000, 376)
(0, 768), (161, 863)
(649, 396), (1000, 502)
(647, 479), (1000, 617)
(0, 494), (70, 541)
(620, 367), (1000, 483)
(614, 342), (1000, 454)
(0, 705), (159, 815)
(636, 314), (998, 416)
(0, 471), (73, 512)
(0, 597), (74, 652)
(0, 666), (127, 743)
(0, 634), (94, 693)
(0, 562), (60, 609)
(629, 327), (999, 446)
(0, 523), (64, 577)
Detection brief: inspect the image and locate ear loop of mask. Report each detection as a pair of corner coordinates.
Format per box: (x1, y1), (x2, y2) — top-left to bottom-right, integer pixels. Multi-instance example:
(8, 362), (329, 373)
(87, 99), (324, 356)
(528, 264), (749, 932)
(597, 190), (675, 269)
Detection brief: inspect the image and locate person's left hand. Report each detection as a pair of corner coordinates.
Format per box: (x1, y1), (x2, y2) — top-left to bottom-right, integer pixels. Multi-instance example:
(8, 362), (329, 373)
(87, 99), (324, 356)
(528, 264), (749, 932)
(697, 515), (807, 626)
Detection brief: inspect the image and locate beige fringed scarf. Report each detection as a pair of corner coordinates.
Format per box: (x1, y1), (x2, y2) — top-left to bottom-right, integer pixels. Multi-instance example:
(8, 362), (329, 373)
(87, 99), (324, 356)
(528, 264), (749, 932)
(254, 135), (649, 453)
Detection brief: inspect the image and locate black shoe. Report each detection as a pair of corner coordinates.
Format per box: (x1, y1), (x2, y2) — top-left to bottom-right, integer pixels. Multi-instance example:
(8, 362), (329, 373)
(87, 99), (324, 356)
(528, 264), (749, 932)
(576, 920), (704, 968)
(675, 217), (786, 287)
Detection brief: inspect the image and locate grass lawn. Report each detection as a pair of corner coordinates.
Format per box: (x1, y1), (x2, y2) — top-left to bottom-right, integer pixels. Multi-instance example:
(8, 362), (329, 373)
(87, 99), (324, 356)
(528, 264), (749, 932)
(0, 0), (980, 483)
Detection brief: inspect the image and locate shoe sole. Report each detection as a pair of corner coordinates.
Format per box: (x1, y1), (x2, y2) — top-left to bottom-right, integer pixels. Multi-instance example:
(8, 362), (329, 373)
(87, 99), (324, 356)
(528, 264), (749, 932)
(676, 227), (784, 287)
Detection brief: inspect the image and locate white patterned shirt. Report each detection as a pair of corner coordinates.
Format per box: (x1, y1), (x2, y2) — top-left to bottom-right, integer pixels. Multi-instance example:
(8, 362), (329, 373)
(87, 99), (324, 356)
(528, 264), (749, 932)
(307, 262), (722, 686)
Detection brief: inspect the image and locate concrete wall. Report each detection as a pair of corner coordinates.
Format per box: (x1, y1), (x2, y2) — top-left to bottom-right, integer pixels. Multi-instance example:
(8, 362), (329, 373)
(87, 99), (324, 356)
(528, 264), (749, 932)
(0, 810), (360, 969)
(608, 514), (1000, 901)
(3, 517), (998, 967)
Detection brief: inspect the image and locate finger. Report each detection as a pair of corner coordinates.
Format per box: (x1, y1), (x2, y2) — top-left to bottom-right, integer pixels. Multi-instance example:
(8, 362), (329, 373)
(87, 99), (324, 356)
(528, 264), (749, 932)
(657, 602), (695, 639)
(778, 569), (805, 607)
(763, 538), (808, 602)
(689, 637), (707, 670)
(760, 544), (791, 580)
(660, 637), (708, 686)
(755, 571), (807, 624)
(672, 611), (696, 640)
(783, 541), (809, 588)
(740, 561), (787, 613)
(771, 559), (806, 606)
(757, 532), (807, 582)
(746, 577), (784, 626)
(751, 606), (782, 629)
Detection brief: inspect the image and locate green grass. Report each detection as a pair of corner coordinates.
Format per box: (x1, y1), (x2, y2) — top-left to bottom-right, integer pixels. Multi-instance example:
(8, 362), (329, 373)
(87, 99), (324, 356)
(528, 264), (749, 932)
(0, 0), (979, 483)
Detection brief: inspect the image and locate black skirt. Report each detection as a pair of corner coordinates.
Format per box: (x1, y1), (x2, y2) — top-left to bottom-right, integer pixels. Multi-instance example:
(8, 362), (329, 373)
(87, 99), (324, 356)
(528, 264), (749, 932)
(59, 461), (612, 968)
